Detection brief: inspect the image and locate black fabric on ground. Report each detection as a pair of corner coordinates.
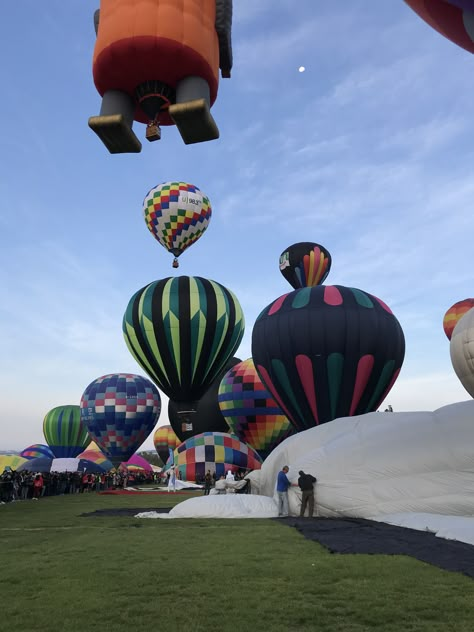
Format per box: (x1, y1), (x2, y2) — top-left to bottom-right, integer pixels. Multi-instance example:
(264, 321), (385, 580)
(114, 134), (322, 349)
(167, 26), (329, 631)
(277, 517), (474, 578)
(81, 508), (172, 517)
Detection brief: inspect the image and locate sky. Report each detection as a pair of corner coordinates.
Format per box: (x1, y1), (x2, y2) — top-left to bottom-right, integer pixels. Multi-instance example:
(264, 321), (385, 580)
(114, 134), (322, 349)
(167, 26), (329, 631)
(1, 0), (472, 452)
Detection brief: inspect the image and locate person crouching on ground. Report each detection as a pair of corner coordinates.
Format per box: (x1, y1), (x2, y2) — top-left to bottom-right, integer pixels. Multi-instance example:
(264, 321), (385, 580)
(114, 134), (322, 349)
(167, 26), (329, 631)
(276, 465), (291, 517)
(298, 470), (317, 518)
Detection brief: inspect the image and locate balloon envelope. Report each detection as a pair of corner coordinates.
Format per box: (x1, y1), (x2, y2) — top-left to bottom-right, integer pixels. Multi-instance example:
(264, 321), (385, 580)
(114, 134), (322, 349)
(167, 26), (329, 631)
(76, 449), (114, 471)
(143, 182), (212, 262)
(153, 425), (182, 464)
(168, 357), (241, 441)
(450, 307), (474, 398)
(218, 358), (295, 460)
(279, 242), (332, 289)
(43, 405), (89, 458)
(251, 285), (405, 432)
(120, 454), (153, 472)
(80, 373), (161, 466)
(443, 298), (474, 340)
(123, 276), (245, 403)
(171, 432), (262, 481)
(404, 0), (474, 54)
(20, 444), (55, 460)
(0, 455), (28, 473)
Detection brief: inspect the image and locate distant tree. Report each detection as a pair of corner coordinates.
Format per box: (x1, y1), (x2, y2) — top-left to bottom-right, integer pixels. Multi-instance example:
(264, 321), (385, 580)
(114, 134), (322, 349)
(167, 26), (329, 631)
(138, 451), (164, 468)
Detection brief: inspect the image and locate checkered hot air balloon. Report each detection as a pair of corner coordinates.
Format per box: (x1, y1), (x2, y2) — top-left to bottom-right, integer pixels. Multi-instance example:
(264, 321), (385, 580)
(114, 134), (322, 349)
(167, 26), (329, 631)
(171, 431), (262, 481)
(252, 286), (405, 432)
(404, 0), (474, 54)
(43, 405), (89, 458)
(218, 358), (295, 460)
(80, 374), (161, 467)
(123, 276), (245, 409)
(143, 182), (212, 267)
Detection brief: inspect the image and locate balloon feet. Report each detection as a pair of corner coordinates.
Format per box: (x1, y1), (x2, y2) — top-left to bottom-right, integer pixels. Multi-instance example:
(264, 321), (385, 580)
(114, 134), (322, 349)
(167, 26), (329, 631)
(172, 258), (179, 268)
(146, 122), (161, 142)
(169, 99), (219, 145)
(88, 114), (142, 154)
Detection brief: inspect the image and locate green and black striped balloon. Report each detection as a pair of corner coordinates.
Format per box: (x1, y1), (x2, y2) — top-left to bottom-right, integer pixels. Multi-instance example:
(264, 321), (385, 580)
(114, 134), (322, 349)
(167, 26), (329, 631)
(43, 405), (89, 458)
(123, 276), (245, 403)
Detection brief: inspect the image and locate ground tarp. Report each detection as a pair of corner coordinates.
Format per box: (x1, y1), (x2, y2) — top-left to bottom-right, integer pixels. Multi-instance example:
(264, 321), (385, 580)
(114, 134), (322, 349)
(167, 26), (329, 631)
(279, 517), (474, 578)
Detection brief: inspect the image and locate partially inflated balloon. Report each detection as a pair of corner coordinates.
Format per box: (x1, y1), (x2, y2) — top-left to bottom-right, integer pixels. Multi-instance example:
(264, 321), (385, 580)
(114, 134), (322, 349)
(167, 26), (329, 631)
(450, 307), (474, 397)
(168, 357), (241, 441)
(43, 405), (89, 458)
(123, 276), (245, 406)
(120, 454), (153, 472)
(0, 455), (28, 473)
(404, 0), (474, 54)
(171, 432), (262, 481)
(153, 425), (182, 464)
(279, 242), (332, 289)
(20, 444), (55, 460)
(218, 358), (295, 460)
(252, 286), (405, 432)
(143, 182), (212, 267)
(76, 449), (113, 471)
(80, 374), (161, 466)
(443, 298), (474, 340)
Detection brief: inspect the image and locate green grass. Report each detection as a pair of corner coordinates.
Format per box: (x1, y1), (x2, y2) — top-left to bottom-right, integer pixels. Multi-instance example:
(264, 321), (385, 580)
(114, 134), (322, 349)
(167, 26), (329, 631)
(1, 493), (474, 632)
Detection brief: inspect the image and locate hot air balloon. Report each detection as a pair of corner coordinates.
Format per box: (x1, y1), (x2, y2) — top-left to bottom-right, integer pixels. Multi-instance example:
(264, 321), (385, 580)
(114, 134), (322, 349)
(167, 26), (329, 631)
(77, 449), (114, 471)
(20, 444), (55, 460)
(143, 182), (212, 268)
(89, 0), (233, 152)
(251, 285), (405, 432)
(170, 431), (262, 481)
(123, 277), (245, 429)
(120, 454), (153, 472)
(43, 405), (89, 458)
(217, 358), (295, 460)
(168, 357), (241, 441)
(153, 425), (182, 464)
(450, 307), (474, 398)
(443, 298), (474, 340)
(404, 0), (474, 54)
(0, 455), (28, 473)
(279, 242), (332, 289)
(80, 374), (161, 467)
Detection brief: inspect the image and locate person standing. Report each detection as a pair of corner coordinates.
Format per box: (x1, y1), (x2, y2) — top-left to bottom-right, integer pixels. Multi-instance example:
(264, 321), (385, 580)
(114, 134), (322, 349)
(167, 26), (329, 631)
(32, 473), (44, 500)
(204, 470), (212, 495)
(168, 466), (176, 493)
(276, 465), (291, 517)
(298, 470), (317, 518)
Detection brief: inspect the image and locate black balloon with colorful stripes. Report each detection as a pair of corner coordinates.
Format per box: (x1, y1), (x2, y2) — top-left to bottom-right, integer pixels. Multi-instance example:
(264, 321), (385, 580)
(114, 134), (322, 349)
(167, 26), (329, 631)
(251, 285), (405, 432)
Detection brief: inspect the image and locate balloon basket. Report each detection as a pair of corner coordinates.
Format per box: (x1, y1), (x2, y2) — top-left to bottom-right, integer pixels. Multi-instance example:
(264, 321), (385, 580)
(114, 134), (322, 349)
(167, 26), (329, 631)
(146, 123), (161, 142)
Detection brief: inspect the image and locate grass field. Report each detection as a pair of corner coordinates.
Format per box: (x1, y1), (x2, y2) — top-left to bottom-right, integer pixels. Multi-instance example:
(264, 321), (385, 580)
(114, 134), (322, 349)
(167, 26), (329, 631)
(1, 492), (474, 632)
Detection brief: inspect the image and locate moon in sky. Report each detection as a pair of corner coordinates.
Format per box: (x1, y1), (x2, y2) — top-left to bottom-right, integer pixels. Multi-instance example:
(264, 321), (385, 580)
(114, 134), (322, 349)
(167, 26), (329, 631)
(298, 66), (306, 73)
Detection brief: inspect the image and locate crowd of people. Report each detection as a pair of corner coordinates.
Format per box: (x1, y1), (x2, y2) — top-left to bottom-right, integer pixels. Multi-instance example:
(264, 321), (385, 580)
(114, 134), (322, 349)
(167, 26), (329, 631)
(0, 468), (160, 503)
(1, 464), (318, 518)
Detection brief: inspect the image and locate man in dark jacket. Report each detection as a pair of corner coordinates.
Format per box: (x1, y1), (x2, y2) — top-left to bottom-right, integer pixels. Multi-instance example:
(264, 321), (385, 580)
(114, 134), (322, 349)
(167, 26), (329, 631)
(298, 470), (317, 518)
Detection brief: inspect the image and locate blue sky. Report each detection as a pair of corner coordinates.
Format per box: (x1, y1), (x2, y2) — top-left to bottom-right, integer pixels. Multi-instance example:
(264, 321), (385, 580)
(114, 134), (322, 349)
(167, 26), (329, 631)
(1, 0), (472, 451)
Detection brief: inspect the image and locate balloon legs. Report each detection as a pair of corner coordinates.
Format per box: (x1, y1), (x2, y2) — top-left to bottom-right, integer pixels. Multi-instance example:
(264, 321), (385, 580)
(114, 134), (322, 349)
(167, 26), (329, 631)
(169, 76), (219, 145)
(88, 89), (142, 154)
